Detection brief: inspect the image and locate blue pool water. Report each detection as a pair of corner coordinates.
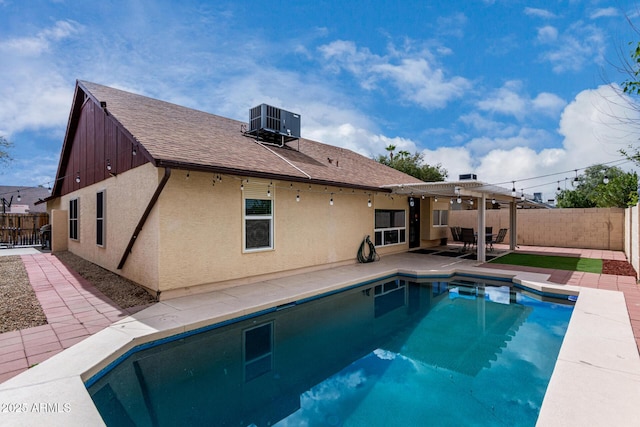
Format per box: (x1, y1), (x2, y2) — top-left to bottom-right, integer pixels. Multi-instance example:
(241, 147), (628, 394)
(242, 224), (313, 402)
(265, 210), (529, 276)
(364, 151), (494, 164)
(87, 276), (574, 426)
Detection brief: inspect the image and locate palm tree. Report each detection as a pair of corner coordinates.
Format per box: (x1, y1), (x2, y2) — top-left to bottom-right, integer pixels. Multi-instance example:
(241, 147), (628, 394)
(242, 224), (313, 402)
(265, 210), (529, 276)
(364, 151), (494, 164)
(385, 144), (396, 160)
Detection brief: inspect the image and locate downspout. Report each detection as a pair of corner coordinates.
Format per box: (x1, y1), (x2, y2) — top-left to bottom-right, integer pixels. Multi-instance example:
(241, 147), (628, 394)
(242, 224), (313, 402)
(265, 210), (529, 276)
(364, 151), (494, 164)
(117, 167), (171, 270)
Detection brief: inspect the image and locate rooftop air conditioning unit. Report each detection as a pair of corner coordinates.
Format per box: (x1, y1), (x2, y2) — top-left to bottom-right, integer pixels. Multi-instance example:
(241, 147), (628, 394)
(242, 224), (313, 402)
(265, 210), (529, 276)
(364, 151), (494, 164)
(248, 104), (300, 145)
(459, 174), (477, 181)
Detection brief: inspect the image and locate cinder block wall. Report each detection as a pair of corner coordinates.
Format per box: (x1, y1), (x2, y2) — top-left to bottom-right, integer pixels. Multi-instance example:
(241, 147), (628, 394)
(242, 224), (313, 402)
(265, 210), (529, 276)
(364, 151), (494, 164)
(450, 208), (625, 250)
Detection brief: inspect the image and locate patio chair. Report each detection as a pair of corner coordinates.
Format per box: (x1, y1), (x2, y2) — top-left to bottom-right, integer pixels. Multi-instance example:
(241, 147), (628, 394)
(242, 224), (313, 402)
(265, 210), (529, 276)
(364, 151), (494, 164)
(487, 228), (507, 251)
(450, 226), (462, 244)
(460, 228), (476, 251)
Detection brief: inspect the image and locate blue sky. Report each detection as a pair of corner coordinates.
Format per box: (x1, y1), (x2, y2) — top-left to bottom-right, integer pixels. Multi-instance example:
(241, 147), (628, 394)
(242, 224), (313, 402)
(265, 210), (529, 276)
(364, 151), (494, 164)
(1, 0), (639, 201)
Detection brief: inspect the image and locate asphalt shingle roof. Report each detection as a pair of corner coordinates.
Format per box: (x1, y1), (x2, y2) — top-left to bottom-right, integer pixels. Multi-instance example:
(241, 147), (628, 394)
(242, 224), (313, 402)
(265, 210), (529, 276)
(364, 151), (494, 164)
(79, 81), (422, 190)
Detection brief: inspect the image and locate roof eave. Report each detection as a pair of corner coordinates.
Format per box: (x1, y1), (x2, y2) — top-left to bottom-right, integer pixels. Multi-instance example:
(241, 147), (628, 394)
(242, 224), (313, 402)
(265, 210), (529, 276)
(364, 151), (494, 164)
(155, 160), (392, 193)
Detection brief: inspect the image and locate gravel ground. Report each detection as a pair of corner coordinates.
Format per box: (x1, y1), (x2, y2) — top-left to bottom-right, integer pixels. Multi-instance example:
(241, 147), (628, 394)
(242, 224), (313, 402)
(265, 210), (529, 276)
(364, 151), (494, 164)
(0, 252), (157, 334)
(0, 256), (47, 333)
(54, 251), (157, 308)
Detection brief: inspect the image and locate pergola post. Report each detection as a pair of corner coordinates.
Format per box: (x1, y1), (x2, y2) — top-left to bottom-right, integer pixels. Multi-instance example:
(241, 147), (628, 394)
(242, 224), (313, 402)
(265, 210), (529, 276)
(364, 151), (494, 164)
(509, 201), (517, 250)
(477, 194), (486, 262)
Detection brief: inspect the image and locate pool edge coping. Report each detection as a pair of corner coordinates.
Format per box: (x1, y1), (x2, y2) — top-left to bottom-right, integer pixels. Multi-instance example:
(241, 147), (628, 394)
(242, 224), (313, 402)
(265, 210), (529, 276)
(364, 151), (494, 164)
(0, 263), (638, 426)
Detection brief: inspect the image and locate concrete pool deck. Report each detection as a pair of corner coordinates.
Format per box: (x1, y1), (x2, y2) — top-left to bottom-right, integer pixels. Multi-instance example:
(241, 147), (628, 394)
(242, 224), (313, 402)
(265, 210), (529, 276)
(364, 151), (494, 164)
(0, 248), (639, 426)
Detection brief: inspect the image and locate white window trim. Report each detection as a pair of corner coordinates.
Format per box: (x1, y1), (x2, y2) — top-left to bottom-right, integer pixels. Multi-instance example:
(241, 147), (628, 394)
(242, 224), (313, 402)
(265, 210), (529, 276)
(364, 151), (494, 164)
(96, 190), (106, 247)
(69, 198), (79, 241)
(242, 181), (275, 253)
(374, 209), (406, 247)
(432, 209), (449, 227)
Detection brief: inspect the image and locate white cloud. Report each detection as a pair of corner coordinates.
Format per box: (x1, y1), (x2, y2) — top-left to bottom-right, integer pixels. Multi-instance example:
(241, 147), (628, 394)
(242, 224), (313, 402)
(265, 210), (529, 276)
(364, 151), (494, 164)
(531, 92), (567, 116)
(525, 8), (558, 19)
(0, 20), (82, 56)
(590, 8), (619, 19)
(318, 40), (472, 109)
(421, 85), (638, 200)
(476, 81), (566, 120)
(537, 21), (606, 73)
(537, 26), (558, 43)
(0, 21), (83, 136)
(436, 13), (467, 38)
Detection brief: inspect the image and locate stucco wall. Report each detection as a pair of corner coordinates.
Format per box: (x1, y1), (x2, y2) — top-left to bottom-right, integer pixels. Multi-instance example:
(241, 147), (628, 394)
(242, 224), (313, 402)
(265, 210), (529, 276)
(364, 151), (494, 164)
(50, 209), (68, 252)
(155, 172), (412, 295)
(450, 207), (625, 250)
(51, 163), (161, 293)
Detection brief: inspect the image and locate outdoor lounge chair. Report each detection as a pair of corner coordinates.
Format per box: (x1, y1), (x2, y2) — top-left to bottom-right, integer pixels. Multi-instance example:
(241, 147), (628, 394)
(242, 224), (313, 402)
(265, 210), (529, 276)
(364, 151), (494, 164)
(487, 228), (507, 251)
(450, 226), (462, 245)
(460, 228), (476, 251)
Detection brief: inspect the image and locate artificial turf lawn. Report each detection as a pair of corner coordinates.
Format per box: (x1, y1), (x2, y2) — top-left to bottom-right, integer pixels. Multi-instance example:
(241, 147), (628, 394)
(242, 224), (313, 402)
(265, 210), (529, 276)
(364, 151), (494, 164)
(489, 253), (603, 273)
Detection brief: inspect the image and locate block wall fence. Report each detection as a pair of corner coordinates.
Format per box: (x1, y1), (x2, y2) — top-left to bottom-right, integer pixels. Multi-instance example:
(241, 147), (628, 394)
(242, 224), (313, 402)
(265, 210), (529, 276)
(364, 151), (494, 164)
(449, 207), (626, 251)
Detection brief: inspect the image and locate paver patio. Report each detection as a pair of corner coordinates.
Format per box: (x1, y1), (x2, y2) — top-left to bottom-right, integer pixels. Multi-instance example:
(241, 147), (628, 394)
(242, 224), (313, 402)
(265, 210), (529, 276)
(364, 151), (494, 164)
(0, 252), (152, 383)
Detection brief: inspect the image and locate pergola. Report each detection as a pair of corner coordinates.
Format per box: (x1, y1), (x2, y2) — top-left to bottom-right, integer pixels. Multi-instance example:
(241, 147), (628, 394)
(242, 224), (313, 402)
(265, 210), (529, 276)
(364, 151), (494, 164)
(382, 179), (549, 262)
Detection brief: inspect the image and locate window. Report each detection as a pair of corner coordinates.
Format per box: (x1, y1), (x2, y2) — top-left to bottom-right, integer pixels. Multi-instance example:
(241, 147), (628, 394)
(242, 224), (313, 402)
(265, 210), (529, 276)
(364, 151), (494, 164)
(374, 279), (406, 318)
(432, 209), (449, 227)
(69, 198), (79, 240)
(374, 209), (406, 246)
(243, 182), (274, 251)
(244, 322), (273, 381)
(96, 191), (105, 246)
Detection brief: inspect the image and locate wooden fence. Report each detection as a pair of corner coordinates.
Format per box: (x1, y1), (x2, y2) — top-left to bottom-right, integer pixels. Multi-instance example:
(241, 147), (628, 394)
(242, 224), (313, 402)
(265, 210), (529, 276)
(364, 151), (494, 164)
(0, 213), (49, 247)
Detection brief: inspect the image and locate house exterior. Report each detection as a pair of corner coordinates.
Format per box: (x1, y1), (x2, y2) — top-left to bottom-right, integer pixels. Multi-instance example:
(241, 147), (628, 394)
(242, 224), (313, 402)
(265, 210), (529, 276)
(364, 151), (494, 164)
(46, 80), (447, 299)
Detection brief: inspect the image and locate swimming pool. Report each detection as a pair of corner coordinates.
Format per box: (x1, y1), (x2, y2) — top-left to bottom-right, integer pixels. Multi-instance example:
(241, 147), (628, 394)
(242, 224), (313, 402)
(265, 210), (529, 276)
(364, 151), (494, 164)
(87, 276), (574, 426)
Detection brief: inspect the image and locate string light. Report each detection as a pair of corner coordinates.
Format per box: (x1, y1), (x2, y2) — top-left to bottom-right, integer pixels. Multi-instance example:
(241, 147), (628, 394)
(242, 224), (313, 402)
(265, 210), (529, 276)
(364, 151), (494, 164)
(296, 191), (300, 202)
(16, 191), (21, 202)
(329, 193), (334, 206)
(521, 189), (525, 201)
(106, 159), (112, 171)
(511, 182), (516, 197)
(75, 172), (80, 183)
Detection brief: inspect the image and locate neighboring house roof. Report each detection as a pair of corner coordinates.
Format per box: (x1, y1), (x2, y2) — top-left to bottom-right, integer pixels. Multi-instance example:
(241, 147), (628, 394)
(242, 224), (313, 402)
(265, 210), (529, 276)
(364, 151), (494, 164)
(0, 186), (50, 213)
(71, 80), (422, 192)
